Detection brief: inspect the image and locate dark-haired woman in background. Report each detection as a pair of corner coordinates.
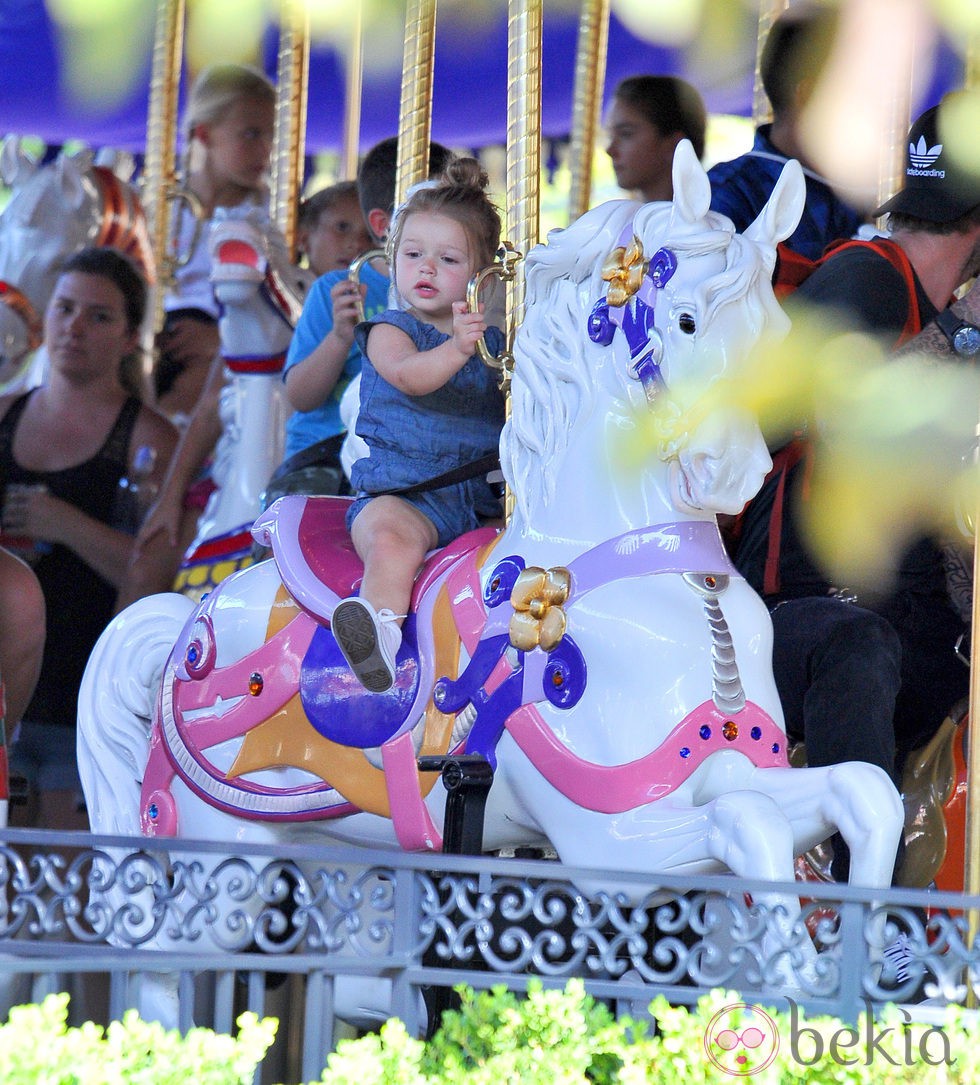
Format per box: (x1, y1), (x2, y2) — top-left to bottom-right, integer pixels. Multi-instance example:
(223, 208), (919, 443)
(605, 74), (707, 203)
(0, 248), (178, 829)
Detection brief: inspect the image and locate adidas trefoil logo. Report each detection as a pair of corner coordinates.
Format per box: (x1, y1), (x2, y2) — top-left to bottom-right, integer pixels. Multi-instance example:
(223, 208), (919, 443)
(909, 135), (942, 169)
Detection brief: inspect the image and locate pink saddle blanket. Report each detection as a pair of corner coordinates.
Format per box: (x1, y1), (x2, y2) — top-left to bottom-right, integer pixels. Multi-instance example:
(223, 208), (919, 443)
(251, 495), (498, 625)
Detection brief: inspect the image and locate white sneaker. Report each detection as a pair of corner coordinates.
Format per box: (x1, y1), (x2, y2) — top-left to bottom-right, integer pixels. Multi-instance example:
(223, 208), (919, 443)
(332, 597), (403, 693)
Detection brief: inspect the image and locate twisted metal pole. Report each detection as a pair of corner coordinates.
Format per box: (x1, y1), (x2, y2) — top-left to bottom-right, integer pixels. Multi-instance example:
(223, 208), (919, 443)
(395, 0), (437, 211)
(505, 0), (541, 335)
(962, 31), (980, 997)
(143, 0), (185, 306)
(340, 1), (364, 181)
(751, 0), (788, 126)
(503, 0), (542, 520)
(567, 0), (610, 224)
(271, 0), (310, 259)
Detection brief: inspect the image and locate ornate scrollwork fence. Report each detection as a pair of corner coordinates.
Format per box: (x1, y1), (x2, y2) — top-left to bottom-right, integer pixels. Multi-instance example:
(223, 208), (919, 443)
(0, 828), (978, 1081)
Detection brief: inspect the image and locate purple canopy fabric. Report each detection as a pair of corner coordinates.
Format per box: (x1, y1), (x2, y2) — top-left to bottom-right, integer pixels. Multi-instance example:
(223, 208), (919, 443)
(0, 1), (962, 155)
(0, 2), (715, 153)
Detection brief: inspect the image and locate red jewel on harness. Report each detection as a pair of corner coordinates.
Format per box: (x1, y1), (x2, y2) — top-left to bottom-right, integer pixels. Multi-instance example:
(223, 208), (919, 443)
(704, 575), (717, 589)
(248, 672), (264, 696)
(723, 720), (739, 741)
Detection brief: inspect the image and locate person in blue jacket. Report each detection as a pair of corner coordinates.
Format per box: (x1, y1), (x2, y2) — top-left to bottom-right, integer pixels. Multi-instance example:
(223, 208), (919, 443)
(707, 2), (862, 260)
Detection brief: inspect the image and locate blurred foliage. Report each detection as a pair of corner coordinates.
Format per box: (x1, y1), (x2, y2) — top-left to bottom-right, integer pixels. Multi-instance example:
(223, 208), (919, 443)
(630, 304), (980, 593)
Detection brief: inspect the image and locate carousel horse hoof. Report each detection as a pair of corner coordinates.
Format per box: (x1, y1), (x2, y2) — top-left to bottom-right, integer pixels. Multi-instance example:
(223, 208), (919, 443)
(332, 597), (402, 693)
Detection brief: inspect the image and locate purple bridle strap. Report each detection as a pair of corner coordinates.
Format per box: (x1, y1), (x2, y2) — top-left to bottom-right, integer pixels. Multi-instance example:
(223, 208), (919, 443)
(480, 520), (735, 640)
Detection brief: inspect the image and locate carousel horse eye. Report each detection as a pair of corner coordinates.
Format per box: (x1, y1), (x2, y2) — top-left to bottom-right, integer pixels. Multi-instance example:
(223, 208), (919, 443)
(678, 313), (697, 335)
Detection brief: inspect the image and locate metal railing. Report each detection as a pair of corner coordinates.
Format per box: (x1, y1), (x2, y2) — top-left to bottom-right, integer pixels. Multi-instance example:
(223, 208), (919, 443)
(0, 827), (978, 1082)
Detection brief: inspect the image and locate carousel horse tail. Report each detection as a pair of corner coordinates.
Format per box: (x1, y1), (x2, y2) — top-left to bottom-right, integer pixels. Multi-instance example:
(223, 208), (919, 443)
(77, 592), (195, 837)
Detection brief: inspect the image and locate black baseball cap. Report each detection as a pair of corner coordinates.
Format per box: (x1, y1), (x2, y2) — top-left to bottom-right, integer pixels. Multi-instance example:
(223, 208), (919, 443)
(873, 102), (980, 223)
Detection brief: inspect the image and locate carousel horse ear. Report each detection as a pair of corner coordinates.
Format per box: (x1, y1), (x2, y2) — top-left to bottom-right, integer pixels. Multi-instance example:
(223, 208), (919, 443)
(94, 147), (136, 183)
(669, 139), (711, 224)
(0, 135), (38, 188)
(55, 152), (92, 213)
(743, 158), (806, 250)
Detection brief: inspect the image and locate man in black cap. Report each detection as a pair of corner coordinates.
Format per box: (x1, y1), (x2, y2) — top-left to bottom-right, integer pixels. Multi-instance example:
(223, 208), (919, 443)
(729, 96), (980, 882)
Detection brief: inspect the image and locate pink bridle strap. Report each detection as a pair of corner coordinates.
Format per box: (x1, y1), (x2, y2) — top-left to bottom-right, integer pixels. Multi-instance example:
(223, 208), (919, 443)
(504, 699), (787, 814)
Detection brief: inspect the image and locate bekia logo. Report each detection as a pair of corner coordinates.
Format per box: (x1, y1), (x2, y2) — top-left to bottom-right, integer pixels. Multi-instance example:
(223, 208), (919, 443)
(909, 135), (942, 169)
(703, 999), (955, 1076)
(704, 1003), (780, 1076)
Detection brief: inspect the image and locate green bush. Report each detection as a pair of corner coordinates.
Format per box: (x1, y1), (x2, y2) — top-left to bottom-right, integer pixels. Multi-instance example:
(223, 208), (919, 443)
(0, 992), (277, 1085)
(8, 982), (980, 1084)
(315, 980), (980, 1085)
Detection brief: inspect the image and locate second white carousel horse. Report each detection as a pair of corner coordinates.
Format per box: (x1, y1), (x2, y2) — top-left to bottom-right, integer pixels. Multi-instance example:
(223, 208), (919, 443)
(0, 136), (152, 389)
(172, 212), (313, 599)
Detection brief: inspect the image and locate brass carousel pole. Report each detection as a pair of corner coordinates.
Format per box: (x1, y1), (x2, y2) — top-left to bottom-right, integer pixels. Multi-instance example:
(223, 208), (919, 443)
(567, 0), (610, 224)
(506, 0), (541, 334)
(752, 0), (788, 126)
(503, 0), (542, 519)
(271, 0), (310, 259)
(142, 0), (186, 375)
(340, 0), (365, 181)
(395, 0), (437, 210)
(963, 29), (980, 987)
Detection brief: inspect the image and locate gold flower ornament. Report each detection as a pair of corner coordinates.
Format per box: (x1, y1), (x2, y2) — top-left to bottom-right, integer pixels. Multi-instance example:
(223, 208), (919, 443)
(509, 566), (571, 652)
(602, 235), (648, 308)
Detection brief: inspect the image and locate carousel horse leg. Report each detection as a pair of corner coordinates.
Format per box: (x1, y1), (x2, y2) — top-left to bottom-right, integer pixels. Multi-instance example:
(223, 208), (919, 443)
(743, 762), (904, 889)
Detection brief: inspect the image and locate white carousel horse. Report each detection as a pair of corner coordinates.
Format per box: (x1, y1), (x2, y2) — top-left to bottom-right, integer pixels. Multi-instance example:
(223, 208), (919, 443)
(77, 142), (903, 1022)
(172, 213), (314, 600)
(0, 136), (152, 389)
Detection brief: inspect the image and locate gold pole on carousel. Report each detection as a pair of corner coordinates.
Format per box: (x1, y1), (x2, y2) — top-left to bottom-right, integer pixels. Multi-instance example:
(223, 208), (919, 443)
(142, 0), (186, 373)
(752, 0), (788, 126)
(339, 0), (364, 181)
(567, 0), (610, 224)
(963, 30), (980, 992)
(395, 0), (437, 211)
(271, 0), (310, 259)
(503, 0), (542, 519)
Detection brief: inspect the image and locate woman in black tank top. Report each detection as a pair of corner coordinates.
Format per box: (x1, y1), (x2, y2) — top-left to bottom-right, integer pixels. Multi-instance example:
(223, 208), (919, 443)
(0, 249), (179, 830)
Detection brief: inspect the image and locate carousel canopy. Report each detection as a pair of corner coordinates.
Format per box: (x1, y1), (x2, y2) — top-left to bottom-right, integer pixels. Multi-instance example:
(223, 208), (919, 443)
(0, 0), (965, 156)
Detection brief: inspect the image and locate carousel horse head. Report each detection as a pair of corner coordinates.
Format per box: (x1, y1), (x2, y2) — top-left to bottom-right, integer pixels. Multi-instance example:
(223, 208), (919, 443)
(504, 139), (802, 536)
(0, 136), (153, 386)
(78, 139), (904, 1025)
(173, 212), (314, 599)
